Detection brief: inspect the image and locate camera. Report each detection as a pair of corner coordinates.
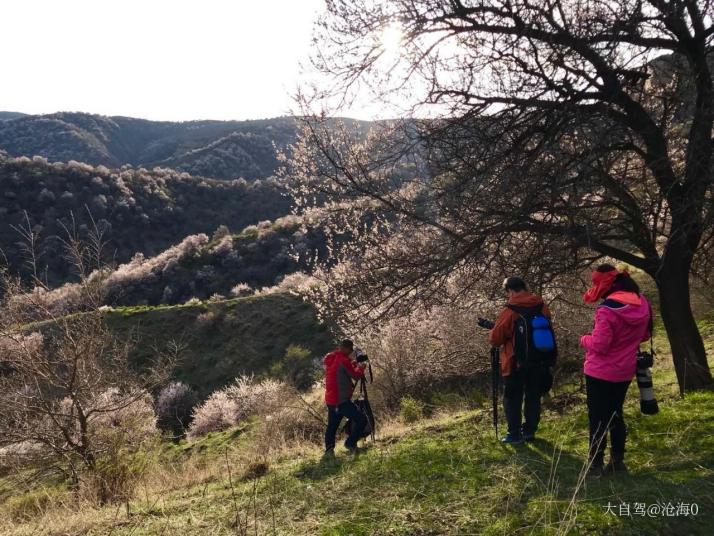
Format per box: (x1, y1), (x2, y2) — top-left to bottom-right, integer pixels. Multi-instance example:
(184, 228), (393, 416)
(636, 350), (654, 369)
(477, 317), (495, 330)
(356, 353), (369, 363)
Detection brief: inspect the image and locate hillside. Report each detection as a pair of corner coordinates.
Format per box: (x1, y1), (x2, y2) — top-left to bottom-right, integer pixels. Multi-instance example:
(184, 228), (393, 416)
(2, 356), (711, 535)
(0, 271), (711, 536)
(96, 215), (327, 307)
(108, 293), (333, 397)
(11, 212), (328, 316)
(0, 113), (372, 180)
(0, 113), (298, 179)
(0, 112), (26, 121)
(0, 153), (291, 286)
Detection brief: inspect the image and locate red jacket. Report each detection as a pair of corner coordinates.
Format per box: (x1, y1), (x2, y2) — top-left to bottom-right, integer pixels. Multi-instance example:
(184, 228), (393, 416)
(324, 349), (364, 405)
(489, 292), (551, 377)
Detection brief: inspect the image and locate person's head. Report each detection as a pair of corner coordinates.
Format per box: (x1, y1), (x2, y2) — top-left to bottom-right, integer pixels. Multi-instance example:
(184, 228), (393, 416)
(338, 339), (354, 355)
(503, 276), (528, 297)
(595, 263), (617, 275)
(584, 264), (640, 303)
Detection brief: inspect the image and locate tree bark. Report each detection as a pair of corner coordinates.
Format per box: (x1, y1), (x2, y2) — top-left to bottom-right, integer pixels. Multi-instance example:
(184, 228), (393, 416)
(656, 260), (713, 394)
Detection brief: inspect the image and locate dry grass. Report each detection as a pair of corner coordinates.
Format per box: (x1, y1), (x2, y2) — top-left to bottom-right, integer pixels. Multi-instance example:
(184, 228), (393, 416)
(1, 356), (712, 535)
(0, 403), (454, 535)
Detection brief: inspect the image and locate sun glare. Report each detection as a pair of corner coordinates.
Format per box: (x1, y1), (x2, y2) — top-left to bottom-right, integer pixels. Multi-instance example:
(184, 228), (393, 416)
(380, 24), (403, 55)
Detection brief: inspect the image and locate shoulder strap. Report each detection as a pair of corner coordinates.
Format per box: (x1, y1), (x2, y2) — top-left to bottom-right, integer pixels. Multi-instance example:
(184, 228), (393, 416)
(506, 303), (543, 316)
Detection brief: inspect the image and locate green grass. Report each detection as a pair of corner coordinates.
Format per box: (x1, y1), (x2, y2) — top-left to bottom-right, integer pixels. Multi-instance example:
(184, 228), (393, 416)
(3, 298), (714, 535)
(7, 363), (709, 536)
(107, 293), (333, 397)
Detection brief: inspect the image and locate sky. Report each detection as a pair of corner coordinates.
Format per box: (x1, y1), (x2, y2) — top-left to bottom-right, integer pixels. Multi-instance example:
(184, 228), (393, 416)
(0, 0), (333, 121)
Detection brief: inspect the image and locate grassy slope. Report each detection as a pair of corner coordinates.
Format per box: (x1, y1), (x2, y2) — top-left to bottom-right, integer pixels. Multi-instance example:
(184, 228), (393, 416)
(2, 307), (713, 535)
(5, 357), (712, 534)
(107, 293), (334, 397)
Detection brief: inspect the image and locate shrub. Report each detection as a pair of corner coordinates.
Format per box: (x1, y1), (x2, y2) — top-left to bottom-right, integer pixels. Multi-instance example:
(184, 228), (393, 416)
(271, 345), (317, 391)
(224, 376), (285, 422)
(212, 224), (231, 241)
(188, 391), (238, 438)
(188, 376), (287, 438)
(84, 389), (159, 504)
(399, 396), (425, 423)
(430, 391), (469, 413)
(5, 488), (60, 522)
(258, 387), (325, 448)
(156, 382), (198, 439)
(196, 310), (218, 327)
(230, 283), (253, 297)
(84, 442), (156, 505)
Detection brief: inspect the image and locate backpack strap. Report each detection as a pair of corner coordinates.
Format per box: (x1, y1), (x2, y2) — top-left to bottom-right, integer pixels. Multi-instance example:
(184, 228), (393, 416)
(506, 303), (543, 316)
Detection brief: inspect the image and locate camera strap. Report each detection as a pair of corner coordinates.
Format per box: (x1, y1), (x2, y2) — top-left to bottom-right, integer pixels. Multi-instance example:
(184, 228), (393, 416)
(648, 305), (655, 359)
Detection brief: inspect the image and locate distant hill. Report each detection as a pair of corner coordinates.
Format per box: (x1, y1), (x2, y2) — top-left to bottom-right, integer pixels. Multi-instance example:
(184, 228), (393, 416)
(95, 213), (328, 307)
(0, 112), (370, 180)
(0, 112), (26, 121)
(9, 210), (329, 317)
(0, 153), (291, 285)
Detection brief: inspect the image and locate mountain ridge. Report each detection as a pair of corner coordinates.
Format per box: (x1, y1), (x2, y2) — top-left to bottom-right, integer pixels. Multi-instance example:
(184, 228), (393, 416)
(0, 112), (371, 180)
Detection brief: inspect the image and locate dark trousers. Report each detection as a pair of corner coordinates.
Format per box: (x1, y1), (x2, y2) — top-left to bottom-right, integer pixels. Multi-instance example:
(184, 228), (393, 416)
(503, 366), (546, 437)
(586, 375), (631, 464)
(325, 400), (365, 451)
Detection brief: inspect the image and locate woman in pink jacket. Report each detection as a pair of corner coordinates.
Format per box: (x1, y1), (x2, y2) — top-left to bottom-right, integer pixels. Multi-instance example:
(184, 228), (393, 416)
(580, 264), (651, 476)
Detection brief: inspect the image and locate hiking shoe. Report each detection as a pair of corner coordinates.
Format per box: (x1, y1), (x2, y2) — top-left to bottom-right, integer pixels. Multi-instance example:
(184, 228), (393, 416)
(501, 433), (524, 445)
(345, 445), (362, 456)
(604, 458), (628, 474)
(522, 432), (536, 442)
(587, 463), (605, 478)
(322, 448), (335, 461)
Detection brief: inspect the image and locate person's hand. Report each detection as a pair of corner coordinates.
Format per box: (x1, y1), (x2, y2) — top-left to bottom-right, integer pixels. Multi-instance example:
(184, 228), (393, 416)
(477, 317), (495, 329)
(358, 361), (368, 369)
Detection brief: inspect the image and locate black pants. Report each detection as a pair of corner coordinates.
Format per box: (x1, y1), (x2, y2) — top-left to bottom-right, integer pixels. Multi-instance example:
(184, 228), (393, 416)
(586, 375), (631, 464)
(503, 365), (547, 437)
(325, 400), (365, 451)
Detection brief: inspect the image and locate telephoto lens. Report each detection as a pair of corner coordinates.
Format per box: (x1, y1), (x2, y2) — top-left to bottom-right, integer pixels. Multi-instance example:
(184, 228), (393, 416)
(636, 352), (659, 415)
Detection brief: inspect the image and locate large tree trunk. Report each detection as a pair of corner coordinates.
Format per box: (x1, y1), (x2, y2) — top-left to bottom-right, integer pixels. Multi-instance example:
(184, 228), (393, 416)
(656, 261), (712, 394)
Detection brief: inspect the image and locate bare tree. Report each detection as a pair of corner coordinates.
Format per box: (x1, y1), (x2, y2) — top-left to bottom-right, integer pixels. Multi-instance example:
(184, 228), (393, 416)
(0, 225), (173, 499)
(290, 0), (714, 392)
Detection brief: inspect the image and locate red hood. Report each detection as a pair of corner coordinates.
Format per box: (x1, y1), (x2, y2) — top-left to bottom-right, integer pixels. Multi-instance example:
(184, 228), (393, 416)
(508, 293), (544, 308)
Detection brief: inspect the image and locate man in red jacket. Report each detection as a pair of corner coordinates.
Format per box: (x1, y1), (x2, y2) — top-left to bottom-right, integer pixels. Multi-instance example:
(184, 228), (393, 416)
(324, 339), (367, 455)
(482, 277), (554, 444)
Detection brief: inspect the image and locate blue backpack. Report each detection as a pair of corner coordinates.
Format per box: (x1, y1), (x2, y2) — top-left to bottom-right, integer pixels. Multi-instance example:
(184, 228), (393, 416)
(507, 303), (557, 366)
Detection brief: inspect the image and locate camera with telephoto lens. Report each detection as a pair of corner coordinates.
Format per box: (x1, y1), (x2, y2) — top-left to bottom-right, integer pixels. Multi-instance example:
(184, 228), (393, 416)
(636, 350), (658, 415)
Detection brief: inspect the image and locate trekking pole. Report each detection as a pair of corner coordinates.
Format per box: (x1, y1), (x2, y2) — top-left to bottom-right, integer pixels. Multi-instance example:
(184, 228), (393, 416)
(490, 346), (500, 440)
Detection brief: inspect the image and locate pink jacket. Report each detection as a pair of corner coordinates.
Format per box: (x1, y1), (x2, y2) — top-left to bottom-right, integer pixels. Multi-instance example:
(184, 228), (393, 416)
(580, 292), (651, 382)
